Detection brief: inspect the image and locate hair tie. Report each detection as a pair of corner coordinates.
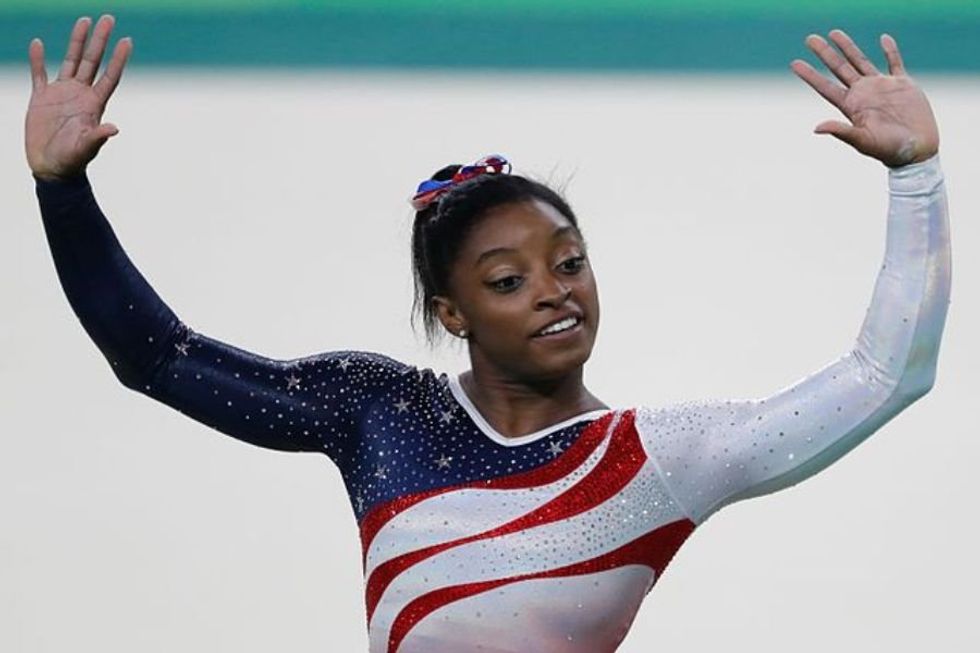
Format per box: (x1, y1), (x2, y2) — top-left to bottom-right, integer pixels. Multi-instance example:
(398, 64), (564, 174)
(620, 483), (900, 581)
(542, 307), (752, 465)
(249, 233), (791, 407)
(410, 154), (511, 211)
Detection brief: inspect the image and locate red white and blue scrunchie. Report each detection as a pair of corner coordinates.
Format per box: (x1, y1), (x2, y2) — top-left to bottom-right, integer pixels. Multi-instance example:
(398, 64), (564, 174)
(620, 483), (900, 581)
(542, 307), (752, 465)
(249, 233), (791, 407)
(409, 154), (512, 211)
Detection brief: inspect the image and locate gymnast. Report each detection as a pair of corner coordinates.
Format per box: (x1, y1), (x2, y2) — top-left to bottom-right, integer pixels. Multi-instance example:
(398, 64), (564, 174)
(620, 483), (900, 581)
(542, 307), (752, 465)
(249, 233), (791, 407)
(26, 15), (950, 653)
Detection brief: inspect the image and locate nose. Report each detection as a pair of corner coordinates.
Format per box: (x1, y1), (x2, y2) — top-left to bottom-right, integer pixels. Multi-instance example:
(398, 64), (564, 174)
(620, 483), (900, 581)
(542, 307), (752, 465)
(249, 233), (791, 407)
(534, 274), (572, 310)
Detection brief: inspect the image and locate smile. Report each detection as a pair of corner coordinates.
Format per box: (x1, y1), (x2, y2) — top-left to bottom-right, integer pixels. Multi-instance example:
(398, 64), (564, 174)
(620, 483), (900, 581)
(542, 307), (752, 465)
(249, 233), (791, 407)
(534, 315), (582, 337)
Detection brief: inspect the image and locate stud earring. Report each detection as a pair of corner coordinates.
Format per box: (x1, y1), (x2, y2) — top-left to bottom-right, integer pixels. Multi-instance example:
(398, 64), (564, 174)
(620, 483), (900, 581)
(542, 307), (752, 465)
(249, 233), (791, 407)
(458, 329), (468, 338)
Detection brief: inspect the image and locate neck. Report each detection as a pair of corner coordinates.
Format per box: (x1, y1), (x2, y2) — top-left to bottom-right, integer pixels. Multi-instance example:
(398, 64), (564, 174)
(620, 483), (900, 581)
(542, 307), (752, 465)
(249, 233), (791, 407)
(458, 356), (607, 440)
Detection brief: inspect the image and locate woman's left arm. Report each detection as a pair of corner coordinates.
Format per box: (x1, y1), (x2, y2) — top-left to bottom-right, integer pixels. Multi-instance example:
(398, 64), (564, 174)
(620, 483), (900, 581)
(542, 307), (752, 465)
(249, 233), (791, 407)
(636, 31), (951, 526)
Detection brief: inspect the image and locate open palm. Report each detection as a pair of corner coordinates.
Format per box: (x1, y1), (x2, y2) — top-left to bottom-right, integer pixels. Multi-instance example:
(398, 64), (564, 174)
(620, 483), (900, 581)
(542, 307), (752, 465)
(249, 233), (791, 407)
(26, 15), (132, 181)
(791, 30), (939, 167)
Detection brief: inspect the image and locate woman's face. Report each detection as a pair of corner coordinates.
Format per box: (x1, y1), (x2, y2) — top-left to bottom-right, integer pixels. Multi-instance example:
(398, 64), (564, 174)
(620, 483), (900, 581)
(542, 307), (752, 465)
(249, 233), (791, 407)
(436, 198), (600, 382)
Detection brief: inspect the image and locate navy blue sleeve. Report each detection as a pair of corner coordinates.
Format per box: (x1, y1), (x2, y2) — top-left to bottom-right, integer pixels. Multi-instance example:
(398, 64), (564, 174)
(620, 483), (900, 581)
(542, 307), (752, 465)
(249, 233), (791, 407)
(35, 173), (411, 459)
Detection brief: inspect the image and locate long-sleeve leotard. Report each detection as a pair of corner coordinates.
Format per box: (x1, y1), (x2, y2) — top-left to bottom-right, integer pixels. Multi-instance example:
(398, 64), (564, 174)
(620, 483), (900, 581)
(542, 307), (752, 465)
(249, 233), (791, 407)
(35, 156), (950, 652)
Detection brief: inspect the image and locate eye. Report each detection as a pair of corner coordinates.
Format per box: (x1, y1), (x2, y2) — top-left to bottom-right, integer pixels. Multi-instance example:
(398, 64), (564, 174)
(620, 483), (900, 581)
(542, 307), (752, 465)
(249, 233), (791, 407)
(558, 255), (587, 274)
(488, 275), (524, 293)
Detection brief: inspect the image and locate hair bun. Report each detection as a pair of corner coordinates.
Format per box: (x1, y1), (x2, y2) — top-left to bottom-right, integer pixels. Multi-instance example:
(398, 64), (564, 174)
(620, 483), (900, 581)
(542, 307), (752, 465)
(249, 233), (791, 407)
(431, 164), (461, 182)
(410, 155), (511, 211)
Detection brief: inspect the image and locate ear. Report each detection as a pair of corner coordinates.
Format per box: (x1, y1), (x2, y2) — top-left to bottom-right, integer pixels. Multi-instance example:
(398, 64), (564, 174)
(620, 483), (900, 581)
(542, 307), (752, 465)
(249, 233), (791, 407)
(432, 295), (468, 338)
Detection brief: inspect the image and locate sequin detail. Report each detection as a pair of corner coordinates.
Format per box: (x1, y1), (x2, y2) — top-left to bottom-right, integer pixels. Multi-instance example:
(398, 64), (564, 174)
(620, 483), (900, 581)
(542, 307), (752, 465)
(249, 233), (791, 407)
(36, 156), (950, 653)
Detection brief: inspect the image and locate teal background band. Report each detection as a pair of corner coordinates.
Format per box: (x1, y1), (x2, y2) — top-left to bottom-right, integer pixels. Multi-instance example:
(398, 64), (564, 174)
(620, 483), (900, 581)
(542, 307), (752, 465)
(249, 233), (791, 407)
(2, 4), (978, 70)
(4, 1), (979, 15)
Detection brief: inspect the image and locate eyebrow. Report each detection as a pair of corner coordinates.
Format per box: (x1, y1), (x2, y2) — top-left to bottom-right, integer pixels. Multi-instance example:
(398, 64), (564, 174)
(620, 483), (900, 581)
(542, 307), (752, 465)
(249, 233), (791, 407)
(474, 225), (580, 265)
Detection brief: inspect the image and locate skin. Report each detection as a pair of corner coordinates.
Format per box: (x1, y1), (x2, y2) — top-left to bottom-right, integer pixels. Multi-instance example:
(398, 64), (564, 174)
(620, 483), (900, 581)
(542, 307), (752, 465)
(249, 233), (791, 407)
(25, 17), (941, 438)
(433, 199), (606, 438)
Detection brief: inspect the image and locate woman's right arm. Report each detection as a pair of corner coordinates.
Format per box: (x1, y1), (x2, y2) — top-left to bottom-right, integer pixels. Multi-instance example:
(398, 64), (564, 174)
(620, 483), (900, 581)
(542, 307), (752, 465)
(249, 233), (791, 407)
(37, 173), (415, 456)
(29, 16), (412, 459)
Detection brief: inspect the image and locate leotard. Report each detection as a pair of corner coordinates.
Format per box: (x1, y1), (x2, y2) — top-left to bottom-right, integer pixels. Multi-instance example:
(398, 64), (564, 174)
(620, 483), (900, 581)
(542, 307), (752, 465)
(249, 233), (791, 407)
(35, 156), (950, 653)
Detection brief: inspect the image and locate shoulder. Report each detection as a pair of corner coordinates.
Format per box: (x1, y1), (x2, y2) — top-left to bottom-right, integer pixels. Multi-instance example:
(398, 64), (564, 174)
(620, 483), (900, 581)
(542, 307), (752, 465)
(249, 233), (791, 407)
(290, 349), (449, 398)
(632, 400), (724, 426)
(277, 349), (420, 395)
(630, 398), (751, 451)
(290, 349), (413, 376)
(633, 397), (754, 427)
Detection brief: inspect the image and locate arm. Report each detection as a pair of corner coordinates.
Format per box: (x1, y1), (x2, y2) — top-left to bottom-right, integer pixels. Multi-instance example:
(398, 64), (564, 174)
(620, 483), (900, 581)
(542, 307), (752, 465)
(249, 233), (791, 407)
(36, 173), (409, 456)
(637, 31), (951, 525)
(28, 16), (411, 460)
(639, 154), (950, 525)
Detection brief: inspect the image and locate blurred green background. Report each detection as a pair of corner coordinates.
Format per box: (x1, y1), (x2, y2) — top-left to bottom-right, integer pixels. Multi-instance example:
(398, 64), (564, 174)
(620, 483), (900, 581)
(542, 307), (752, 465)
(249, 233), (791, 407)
(2, 1), (977, 71)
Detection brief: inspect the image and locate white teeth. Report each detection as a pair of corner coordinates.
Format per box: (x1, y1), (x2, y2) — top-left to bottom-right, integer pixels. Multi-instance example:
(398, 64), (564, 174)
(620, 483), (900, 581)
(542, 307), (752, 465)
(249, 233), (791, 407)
(538, 316), (579, 336)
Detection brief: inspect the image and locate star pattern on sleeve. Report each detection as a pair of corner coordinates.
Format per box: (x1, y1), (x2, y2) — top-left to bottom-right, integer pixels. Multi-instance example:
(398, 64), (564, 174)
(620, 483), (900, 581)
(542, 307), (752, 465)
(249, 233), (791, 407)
(154, 340), (601, 525)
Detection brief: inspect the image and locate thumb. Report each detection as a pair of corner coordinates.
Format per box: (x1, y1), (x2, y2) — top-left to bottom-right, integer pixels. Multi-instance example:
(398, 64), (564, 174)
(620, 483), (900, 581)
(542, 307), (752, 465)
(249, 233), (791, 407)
(83, 122), (120, 157)
(86, 122), (119, 147)
(814, 120), (860, 147)
(94, 122), (119, 140)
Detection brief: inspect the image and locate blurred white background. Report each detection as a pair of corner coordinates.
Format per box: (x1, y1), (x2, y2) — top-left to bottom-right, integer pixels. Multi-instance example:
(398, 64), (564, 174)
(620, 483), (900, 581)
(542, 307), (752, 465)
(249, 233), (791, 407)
(2, 68), (978, 652)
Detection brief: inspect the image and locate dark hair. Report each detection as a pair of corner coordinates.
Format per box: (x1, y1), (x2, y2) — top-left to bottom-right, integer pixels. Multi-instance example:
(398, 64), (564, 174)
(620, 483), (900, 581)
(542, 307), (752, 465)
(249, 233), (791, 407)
(411, 165), (581, 343)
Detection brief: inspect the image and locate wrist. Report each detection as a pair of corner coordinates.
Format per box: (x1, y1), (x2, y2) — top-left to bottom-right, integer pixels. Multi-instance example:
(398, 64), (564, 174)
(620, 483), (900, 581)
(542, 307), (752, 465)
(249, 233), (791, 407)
(888, 153), (942, 195)
(27, 156), (87, 183)
(33, 172), (78, 183)
(32, 168), (89, 186)
(885, 150), (939, 169)
(34, 169), (93, 208)
(883, 131), (939, 169)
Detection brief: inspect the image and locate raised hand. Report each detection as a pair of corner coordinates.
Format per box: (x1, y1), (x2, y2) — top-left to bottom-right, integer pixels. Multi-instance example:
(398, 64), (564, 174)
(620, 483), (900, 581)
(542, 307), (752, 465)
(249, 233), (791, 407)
(25, 15), (132, 181)
(791, 30), (939, 168)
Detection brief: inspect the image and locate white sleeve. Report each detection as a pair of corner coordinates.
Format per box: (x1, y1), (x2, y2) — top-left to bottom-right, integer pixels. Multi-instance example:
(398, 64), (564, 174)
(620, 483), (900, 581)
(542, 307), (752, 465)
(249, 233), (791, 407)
(636, 155), (951, 526)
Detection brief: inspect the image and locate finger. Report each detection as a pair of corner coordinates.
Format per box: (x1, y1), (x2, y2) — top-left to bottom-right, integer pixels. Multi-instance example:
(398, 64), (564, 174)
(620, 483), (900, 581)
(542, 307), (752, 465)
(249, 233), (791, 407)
(93, 37), (132, 103)
(29, 38), (48, 93)
(790, 59), (847, 108)
(57, 16), (91, 81)
(828, 29), (880, 76)
(76, 14), (115, 84)
(881, 33), (907, 76)
(805, 33), (861, 86)
(814, 119), (860, 147)
(82, 123), (120, 155)
(92, 123), (119, 141)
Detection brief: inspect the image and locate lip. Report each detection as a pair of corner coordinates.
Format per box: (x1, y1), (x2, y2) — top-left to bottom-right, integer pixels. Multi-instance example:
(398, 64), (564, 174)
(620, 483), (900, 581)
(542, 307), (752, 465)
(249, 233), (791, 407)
(531, 312), (584, 339)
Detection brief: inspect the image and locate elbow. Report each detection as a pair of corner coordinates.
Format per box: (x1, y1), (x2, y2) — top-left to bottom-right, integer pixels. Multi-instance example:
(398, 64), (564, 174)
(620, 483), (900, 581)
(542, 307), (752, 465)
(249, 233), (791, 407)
(900, 380), (934, 404)
(891, 341), (942, 404)
(105, 355), (154, 393)
(895, 367), (937, 404)
(112, 362), (145, 392)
